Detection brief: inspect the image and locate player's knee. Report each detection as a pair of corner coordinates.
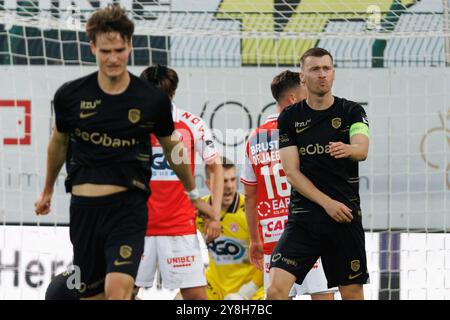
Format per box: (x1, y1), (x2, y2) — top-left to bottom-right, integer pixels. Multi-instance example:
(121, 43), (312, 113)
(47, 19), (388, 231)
(105, 273), (134, 300)
(105, 286), (133, 300)
(339, 284), (364, 300)
(180, 287), (207, 300)
(266, 284), (288, 300)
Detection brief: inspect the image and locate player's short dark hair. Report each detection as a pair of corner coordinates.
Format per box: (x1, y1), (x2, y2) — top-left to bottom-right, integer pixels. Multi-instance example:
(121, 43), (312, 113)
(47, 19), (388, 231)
(299, 47), (334, 69)
(205, 157), (234, 180)
(271, 70), (300, 102)
(140, 65), (179, 98)
(86, 5), (134, 43)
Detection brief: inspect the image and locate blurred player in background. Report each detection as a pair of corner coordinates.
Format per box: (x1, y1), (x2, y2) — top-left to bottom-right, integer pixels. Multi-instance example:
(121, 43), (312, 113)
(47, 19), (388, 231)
(135, 65), (223, 300)
(241, 70), (335, 300)
(268, 48), (370, 300)
(35, 6), (211, 300)
(197, 158), (264, 300)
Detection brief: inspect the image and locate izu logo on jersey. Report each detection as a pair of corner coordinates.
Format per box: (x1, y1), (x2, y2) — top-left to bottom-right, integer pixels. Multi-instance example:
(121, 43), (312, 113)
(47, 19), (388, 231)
(207, 237), (246, 265)
(80, 100), (101, 110)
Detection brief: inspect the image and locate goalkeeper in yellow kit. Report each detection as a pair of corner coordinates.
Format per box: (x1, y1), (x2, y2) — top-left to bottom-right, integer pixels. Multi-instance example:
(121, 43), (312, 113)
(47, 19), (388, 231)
(196, 158), (264, 300)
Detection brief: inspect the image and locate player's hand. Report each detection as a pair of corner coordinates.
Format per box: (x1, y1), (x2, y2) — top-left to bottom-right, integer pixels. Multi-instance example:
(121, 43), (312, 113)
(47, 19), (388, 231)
(323, 199), (353, 223)
(249, 241), (264, 270)
(204, 219), (221, 243)
(191, 198), (221, 242)
(329, 141), (352, 159)
(35, 191), (53, 215)
(191, 198), (214, 219)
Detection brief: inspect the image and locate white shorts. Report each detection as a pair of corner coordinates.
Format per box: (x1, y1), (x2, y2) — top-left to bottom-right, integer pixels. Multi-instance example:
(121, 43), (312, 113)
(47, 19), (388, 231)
(135, 234), (206, 290)
(264, 254), (336, 296)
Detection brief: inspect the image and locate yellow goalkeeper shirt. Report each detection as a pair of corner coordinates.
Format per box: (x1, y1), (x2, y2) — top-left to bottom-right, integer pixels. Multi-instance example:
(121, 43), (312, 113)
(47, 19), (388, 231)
(197, 193), (263, 299)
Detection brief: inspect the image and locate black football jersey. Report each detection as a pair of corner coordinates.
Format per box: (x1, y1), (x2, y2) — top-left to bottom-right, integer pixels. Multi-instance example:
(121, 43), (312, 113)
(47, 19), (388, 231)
(53, 71), (174, 194)
(278, 96), (369, 223)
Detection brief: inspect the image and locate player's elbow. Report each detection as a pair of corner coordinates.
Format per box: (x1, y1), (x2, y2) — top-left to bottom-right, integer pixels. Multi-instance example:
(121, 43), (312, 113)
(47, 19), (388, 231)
(283, 169), (297, 185)
(356, 149), (368, 161)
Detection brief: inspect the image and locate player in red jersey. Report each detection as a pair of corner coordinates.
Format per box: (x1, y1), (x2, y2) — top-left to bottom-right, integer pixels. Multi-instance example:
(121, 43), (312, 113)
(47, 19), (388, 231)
(135, 65), (223, 299)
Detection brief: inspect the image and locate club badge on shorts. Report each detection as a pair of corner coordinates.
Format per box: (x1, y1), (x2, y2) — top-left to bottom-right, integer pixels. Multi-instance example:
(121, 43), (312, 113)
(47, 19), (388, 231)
(351, 259), (361, 272)
(120, 245), (133, 259)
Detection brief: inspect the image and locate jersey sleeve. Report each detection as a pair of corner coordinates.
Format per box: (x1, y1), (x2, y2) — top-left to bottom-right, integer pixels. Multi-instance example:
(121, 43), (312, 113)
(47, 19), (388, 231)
(349, 103), (369, 138)
(240, 134), (257, 185)
(53, 85), (71, 133)
(153, 93), (175, 137)
(277, 109), (297, 149)
(193, 117), (219, 164)
(349, 103), (369, 127)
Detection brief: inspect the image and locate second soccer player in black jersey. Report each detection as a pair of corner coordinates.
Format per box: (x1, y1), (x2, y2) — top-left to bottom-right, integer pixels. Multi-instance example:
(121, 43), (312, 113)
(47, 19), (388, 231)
(35, 5), (214, 300)
(267, 48), (370, 300)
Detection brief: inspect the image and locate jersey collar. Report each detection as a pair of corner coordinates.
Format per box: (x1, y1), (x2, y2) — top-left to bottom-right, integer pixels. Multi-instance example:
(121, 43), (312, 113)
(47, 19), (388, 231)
(172, 103), (180, 122)
(265, 113), (279, 124)
(226, 192), (240, 213)
(208, 192), (241, 215)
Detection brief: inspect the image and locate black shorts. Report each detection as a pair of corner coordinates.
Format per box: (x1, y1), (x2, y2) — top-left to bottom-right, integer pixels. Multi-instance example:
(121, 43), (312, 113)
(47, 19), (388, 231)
(270, 215), (369, 288)
(69, 190), (147, 298)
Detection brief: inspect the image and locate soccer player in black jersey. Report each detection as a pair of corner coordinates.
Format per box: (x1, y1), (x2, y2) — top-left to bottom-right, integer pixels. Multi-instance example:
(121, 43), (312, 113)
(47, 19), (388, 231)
(267, 48), (370, 300)
(34, 5), (213, 300)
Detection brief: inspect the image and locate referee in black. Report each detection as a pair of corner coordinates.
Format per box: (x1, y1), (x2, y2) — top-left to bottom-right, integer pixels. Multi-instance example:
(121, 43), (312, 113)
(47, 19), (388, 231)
(35, 5), (213, 300)
(267, 48), (370, 300)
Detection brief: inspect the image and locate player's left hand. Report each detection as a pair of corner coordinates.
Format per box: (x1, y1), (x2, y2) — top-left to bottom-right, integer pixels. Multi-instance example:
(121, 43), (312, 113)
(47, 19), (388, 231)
(329, 141), (352, 159)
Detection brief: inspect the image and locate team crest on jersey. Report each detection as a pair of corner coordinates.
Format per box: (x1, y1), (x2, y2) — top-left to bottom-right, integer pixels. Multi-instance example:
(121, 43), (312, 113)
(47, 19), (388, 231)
(230, 223), (239, 233)
(120, 245), (132, 259)
(332, 117), (342, 129)
(351, 260), (361, 272)
(128, 108), (141, 124)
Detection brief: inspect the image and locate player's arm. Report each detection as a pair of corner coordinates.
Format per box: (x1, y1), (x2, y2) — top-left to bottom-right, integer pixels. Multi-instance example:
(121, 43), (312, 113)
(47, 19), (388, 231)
(329, 124), (369, 161)
(204, 158), (223, 241)
(35, 126), (69, 215)
(196, 118), (222, 240)
(280, 146), (353, 223)
(205, 158), (223, 221)
(240, 138), (264, 269)
(244, 184), (264, 270)
(157, 134), (215, 220)
(330, 106), (369, 161)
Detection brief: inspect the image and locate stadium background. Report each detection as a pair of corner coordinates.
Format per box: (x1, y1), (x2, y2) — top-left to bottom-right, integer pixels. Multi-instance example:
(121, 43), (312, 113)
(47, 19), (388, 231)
(0, 0), (449, 299)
